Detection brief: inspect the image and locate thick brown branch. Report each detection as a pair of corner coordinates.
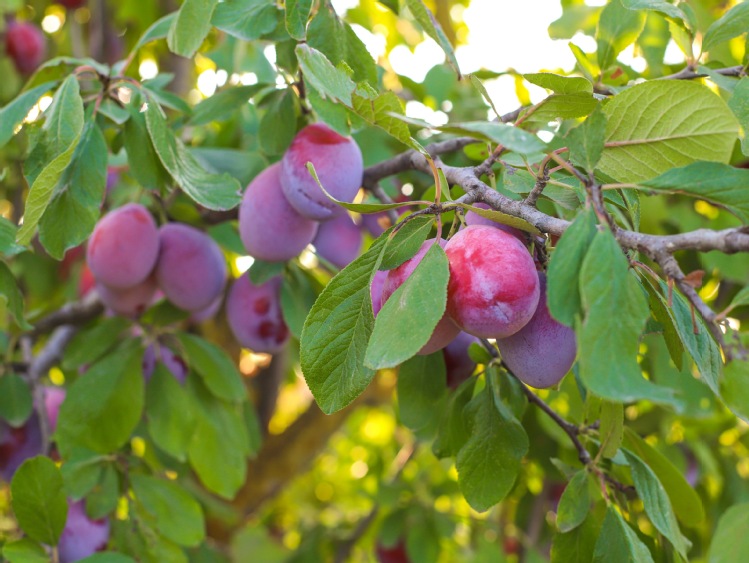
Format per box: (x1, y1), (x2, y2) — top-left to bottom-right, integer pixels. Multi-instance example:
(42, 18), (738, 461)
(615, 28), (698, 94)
(661, 65), (744, 81)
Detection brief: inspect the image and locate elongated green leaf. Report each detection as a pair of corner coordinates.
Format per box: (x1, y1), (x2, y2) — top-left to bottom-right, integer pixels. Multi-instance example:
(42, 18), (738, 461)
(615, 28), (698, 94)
(397, 353), (447, 432)
(403, 0), (460, 76)
(623, 450), (691, 557)
(258, 89), (296, 156)
(167, 0), (218, 58)
(56, 343), (144, 455)
(60, 448), (107, 500)
(0, 81), (57, 149)
(456, 372), (528, 512)
(0, 217), (25, 257)
(703, 1), (749, 53)
(147, 364), (196, 461)
(0, 374), (33, 427)
(593, 507), (654, 563)
(2, 538), (48, 563)
(459, 203), (539, 234)
(567, 104), (607, 172)
(622, 427), (705, 527)
(119, 13), (177, 69)
(524, 73), (592, 94)
(85, 464), (118, 519)
(132, 474), (205, 547)
(433, 378), (476, 459)
(638, 162), (749, 223)
(295, 44), (355, 106)
(599, 401), (623, 459)
(599, 81), (738, 183)
(578, 229), (674, 403)
(365, 243), (450, 369)
(0, 261), (32, 330)
(727, 286), (749, 315)
(189, 84), (266, 126)
(145, 102), (241, 210)
(523, 92), (598, 123)
(351, 89), (424, 153)
(10, 457), (67, 545)
(437, 121), (546, 155)
(729, 78), (749, 156)
(551, 513), (600, 563)
(79, 554), (136, 563)
(176, 333), (245, 403)
(123, 102), (169, 191)
(597, 0), (646, 70)
(621, 0), (690, 26)
(286, 0), (313, 40)
(709, 503), (749, 563)
(547, 209), (597, 327)
(300, 236), (387, 414)
(280, 264), (319, 339)
(211, 0), (279, 41)
(557, 470), (591, 533)
(62, 317), (130, 371)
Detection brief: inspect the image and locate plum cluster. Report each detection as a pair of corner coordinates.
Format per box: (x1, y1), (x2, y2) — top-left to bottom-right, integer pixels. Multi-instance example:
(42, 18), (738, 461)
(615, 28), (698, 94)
(374, 221), (577, 389)
(86, 203), (226, 317)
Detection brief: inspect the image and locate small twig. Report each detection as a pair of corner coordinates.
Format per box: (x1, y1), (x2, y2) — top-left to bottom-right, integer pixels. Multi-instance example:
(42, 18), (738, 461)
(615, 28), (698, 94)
(29, 293), (103, 339)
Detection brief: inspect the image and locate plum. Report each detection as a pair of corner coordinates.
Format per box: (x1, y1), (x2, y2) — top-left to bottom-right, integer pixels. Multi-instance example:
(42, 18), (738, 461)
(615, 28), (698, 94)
(58, 500), (110, 563)
(96, 275), (158, 317)
(445, 225), (539, 339)
(59, 0), (87, 9)
(497, 273), (576, 388)
(239, 163), (319, 262)
(375, 539), (410, 563)
(465, 202), (525, 242)
(86, 203), (159, 289)
(142, 344), (188, 384)
(0, 414), (42, 482)
(381, 239), (460, 355)
(313, 212), (363, 269)
(371, 269), (388, 317)
(226, 275), (289, 353)
(43, 386), (66, 434)
(190, 293), (223, 323)
(155, 223), (227, 312)
(280, 123), (363, 221)
(443, 332), (481, 389)
(5, 21), (46, 74)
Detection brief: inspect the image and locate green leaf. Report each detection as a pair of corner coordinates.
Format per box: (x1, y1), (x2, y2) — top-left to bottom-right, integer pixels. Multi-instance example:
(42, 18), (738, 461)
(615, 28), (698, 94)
(189, 84), (266, 126)
(78, 554), (137, 563)
(557, 470), (591, 533)
(176, 333), (245, 403)
(123, 102), (169, 191)
(62, 317), (130, 371)
(456, 372), (528, 512)
(60, 448), (107, 500)
(365, 243), (450, 369)
(437, 121), (546, 156)
(258, 90), (296, 156)
(623, 450), (691, 557)
(300, 236), (386, 414)
(10, 457), (67, 545)
(2, 538), (48, 563)
(702, 1), (749, 53)
(596, 0), (646, 70)
(280, 264), (319, 340)
(709, 502), (749, 563)
(39, 121), (107, 259)
(551, 512), (600, 563)
(547, 209), (597, 327)
(118, 14), (176, 71)
(0, 261), (32, 330)
(211, 0), (279, 41)
(459, 203), (539, 234)
(621, 0), (690, 26)
(567, 104), (606, 172)
(295, 44), (355, 106)
(0, 82), (57, 149)
(721, 360), (749, 425)
(578, 229), (675, 403)
(167, 0), (218, 58)
(379, 216), (433, 270)
(599, 81), (739, 183)
(0, 374), (33, 427)
(403, 0), (460, 76)
(593, 507), (654, 563)
(307, 4), (377, 85)
(351, 89), (425, 153)
(469, 74), (500, 119)
(433, 378), (476, 459)
(522, 92), (598, 123)
(524, 73), (593, 94)
(248, 260), (286, 285)
(599, 401), (623, 459)
(622, 427), (705, 528)
(285, 0), (312, 40)
(0, 217), (25, 257)
(147, 364), (197, 461)
(729, 78), (749, 156)
(187, 379), (248, 499)
(638, 162), (749, 223)
(145, 102), (241, 211)
(132, 474), (205, 547)
(56, 343), (144, 455)
(193, 148), (266, 189)
(85, 464), (119, 519)
(397, 353), (447, 432)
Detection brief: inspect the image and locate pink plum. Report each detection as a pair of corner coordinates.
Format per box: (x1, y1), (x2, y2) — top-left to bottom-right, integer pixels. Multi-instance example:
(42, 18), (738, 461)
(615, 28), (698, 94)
(95, 275), (158, 317)
(43, 386), (66, 434)
(371, 269), (388, 317)
(313, 212), (363, 269)
(142, 344), (188, 384)
(226, 275), (289, 353)
(465, 203), (526, 243)
(58, 500), (110, 563)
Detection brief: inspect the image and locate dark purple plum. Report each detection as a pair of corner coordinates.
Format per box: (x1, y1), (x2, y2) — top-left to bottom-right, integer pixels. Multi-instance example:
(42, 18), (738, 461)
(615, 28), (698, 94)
(465, 203), (525, 243)
(381, 239), (460, 355)
(226, 275), (289, 353)
(0, 415), (42, 482)
(280, 123), (363, 221)
(58, 500), (110, 563)
(96, 275), (158, 317)
(445, 225), (539, 339)
(239, 163), (319, 262)
(313, 213), (363, 269)
(443, 332), (480, 389)
(155, 223), (227, 312)
(86, 203), (159, 289)
(142, 344), (188, 384)
(496, 273), (576, 388)
(375, 539), (410, 563)
(5, 21), (46, 74)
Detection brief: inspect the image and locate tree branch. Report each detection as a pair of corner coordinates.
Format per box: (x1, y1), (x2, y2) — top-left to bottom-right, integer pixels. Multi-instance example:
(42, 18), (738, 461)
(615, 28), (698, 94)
(29, 293), (103, 339)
